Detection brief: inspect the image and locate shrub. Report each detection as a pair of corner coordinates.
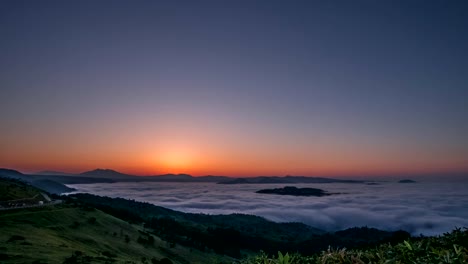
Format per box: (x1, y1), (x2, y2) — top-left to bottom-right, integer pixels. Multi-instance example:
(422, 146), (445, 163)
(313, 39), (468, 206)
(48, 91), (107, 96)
(6, 235), (26, 242)
(242, 228), (468, 264)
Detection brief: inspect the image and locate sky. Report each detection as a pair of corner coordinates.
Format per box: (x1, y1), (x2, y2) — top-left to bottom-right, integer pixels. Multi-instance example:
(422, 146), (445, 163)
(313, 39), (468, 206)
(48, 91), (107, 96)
(1, 0), (467, 177)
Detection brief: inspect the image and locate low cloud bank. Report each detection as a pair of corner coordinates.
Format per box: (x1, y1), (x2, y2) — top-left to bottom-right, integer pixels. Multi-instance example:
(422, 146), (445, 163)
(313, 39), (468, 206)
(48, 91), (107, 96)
(70, 181), (468, 236)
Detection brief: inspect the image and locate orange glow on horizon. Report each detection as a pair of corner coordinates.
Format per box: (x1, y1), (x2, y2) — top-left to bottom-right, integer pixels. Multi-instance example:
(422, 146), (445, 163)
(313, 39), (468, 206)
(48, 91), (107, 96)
(1, 128), (467, 177)
(152, 147), (196, 174)
(4, 157), (466, 178)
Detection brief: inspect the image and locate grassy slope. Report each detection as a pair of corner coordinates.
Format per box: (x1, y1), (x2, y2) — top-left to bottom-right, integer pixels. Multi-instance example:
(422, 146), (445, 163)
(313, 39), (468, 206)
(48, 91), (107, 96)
(73, 194), (324, 242)
(0, 205), (231, 264)
(0, 178), (42, 201)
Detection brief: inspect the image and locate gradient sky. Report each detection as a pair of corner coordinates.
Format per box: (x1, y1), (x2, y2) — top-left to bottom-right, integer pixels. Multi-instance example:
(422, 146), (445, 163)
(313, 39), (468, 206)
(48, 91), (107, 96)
(1, 0), (467, 176)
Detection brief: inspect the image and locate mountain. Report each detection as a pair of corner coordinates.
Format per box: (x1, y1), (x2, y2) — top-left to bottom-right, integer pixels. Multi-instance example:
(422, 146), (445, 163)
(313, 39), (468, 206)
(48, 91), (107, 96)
(0, 177), (43, 202)
(220, 178), (250, 184)
(0, 168), (36, 184)
(145, 174), (230, 182)
(79, 168), (136, 179)
(2, 168), (365, 186)
(196, 175), (231, 182)
(20, 168), (228, 184)
(0, 168), (74, 194)
(30, 179), (75, 194)
(35, 175), (116, 184)
(149, 173), (194, 181)
(78, 170), (228, 182)
(0, 168), (27, 179)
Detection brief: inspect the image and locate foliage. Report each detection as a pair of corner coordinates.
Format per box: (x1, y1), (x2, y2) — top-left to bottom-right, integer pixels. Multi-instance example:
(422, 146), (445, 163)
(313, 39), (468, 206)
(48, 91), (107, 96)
(67, 194), (408, 258)
(0, 204), (228, 263)
(6, 235), (26, 242)
(0, 177), (42, 201)
(242, 228), (468, 264)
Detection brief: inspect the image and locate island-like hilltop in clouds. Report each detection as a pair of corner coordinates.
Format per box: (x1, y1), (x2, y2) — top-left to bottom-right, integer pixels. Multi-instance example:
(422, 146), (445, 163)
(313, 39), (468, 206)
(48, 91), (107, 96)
(256, 186), (336, 196)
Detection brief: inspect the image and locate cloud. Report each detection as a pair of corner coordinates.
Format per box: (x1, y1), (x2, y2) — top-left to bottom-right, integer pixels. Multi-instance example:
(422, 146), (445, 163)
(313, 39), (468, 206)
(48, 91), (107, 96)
(69, 181), (468, 235)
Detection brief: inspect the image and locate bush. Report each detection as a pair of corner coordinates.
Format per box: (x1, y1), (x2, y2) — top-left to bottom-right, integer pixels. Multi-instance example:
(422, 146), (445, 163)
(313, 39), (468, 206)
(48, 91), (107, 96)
(151, 257), (173, 264)
(62, 251), (92, 264)
(0, 253), (10, 260)
(242, 228), (468, 264)
(6, 235), (25, 242)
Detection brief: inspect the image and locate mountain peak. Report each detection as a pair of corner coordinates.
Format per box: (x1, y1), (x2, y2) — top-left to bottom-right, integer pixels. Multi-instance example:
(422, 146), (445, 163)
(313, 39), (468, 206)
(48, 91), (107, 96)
(0, 168), (23, 176)
(79, 169), (134, 179)
(85, 168), (119, 173)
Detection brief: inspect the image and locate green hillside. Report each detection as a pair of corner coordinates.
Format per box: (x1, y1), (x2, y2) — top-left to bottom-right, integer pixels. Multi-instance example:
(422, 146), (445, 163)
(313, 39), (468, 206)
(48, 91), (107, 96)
(69, 194), (408, 258)
(0, 177), (42, 201)
(0, 204), (231, 264)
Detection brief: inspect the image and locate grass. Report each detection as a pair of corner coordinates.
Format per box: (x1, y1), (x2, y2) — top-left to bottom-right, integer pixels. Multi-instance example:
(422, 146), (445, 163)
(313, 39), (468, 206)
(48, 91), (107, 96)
(0, 204), (232, 263)
(241, 228), (468, 264)
(0, 178), (42, 201)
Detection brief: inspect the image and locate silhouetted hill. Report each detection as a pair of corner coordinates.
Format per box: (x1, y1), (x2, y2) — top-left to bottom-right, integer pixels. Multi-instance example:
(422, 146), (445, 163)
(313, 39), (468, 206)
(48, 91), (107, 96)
(7, 167), (368, 185)
(399, 179), (417, 183)
(79, 168), (136, 179)
(31, 179), (75, 194)
(0, 168), (26, 178)
(35, 175), (115, 184)
(220, 178), (250, 184)
(256, 186), (334, 196)
(148, 173), (194, 181)
(0, 169), (74, 194)
(144, 174), (230, 182)
(76, 169), (228, 182)
(22, 168), (228, 183)
(197, 175), (231, 182)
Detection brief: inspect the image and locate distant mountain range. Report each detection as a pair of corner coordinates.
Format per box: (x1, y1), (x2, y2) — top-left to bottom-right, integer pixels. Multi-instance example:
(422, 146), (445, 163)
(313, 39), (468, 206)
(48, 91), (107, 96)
(79, 168), (135, 179)
(1, 168), (376, 190)
(0, 168), (75, 194)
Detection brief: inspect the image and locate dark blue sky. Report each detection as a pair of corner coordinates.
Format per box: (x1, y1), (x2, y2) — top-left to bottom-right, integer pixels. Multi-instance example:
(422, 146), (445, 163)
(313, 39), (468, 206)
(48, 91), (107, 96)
(1, 0), (467, 175)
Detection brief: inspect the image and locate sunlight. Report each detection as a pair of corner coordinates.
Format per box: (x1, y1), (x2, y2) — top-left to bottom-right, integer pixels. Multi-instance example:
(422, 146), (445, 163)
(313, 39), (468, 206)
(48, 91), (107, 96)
(157, 148), (194, 172)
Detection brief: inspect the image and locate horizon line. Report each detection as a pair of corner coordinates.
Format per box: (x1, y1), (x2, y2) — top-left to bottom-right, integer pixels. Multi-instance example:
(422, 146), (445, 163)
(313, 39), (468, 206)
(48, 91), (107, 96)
(2, 167), (468, 179)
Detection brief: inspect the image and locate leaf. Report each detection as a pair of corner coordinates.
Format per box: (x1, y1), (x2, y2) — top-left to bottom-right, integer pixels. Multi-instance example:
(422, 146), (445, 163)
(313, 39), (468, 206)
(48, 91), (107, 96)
(404, 240), (413, 251)
(453, 244), (461, 255)
(278, 251), (283, 261)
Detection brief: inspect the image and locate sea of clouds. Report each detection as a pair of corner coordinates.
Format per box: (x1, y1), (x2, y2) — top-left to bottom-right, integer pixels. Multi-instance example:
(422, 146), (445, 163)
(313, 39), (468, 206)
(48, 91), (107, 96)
(68, 181), (468, 236)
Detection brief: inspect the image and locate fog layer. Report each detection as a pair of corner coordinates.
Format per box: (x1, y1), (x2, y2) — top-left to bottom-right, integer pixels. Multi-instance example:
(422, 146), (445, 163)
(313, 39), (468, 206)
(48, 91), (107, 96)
(68, 181), (468, 235)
